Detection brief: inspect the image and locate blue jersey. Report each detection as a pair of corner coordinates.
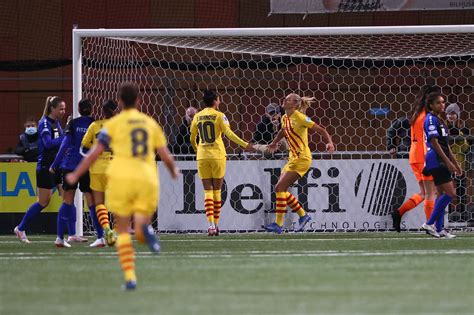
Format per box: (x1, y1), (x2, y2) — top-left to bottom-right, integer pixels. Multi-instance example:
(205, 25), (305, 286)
(37, 116), (63, 170)
(424, 112), (450, 170)
(52, 116), (94, 171)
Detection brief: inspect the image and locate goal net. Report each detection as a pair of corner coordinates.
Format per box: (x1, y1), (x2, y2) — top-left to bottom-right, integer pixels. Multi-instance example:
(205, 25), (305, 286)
(74, 26), (474, 234)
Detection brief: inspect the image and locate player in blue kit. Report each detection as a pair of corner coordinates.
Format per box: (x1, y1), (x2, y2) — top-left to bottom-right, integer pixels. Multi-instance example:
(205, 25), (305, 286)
(50, 99), (96, 247)
(14, 96), (66, 243)
(421, 92), (462, 239)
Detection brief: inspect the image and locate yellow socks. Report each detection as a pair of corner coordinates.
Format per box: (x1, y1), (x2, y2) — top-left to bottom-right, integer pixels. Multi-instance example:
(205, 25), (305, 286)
(204, 190), (215, 226)
(275, 192), (287, 226)
(96, 204), (110, 230)
(213, 190), (222, 226)
(286, 192), (306, 217)
(116, 233), (136, 283)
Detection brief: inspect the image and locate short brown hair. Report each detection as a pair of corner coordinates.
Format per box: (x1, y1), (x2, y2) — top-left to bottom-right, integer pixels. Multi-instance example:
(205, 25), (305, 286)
(119, 82), (139, 108)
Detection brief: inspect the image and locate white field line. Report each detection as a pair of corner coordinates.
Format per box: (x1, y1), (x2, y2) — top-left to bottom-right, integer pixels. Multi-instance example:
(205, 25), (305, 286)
(0, 236), (462, 244)
(1, 249), (474, 260)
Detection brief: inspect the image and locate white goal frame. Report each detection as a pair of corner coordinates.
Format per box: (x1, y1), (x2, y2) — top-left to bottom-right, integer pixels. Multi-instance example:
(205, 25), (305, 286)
(72, 25), (474, 235)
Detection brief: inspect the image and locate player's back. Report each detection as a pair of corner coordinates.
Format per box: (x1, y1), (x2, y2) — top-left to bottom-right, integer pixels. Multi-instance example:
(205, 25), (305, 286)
(82, 119), (113, 174)
(102, 108), (166, 183)
(193, 107), (227, 160)
(409, 111), (427, 164)
(61, 116), (94, 170)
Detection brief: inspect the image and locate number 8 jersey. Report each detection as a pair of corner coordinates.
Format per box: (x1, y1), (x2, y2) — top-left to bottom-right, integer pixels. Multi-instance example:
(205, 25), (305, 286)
(190, 107), (248, 160)
(98, 108), (167, 183)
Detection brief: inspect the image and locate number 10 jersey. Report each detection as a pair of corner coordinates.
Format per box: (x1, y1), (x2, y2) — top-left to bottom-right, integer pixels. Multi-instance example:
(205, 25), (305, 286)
(190, 107), (248, 160)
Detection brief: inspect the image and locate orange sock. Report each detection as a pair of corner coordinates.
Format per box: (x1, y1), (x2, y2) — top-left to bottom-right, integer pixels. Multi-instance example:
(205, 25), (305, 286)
(399, 194), (424, 217)
(96, 204), (110, 229)
(424, 200), (435, 220)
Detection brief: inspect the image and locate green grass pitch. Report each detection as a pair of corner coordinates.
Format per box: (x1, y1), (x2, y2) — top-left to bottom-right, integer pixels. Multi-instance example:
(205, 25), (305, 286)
(1, 232), (473, 315)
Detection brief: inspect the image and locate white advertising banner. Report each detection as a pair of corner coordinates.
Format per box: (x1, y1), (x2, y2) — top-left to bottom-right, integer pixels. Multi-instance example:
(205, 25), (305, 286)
(158, 159), (425, 231)
(270, 0), (474, 13)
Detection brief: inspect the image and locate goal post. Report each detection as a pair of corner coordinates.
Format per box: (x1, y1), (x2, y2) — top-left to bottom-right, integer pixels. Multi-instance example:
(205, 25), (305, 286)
(73, 25), (474, 235)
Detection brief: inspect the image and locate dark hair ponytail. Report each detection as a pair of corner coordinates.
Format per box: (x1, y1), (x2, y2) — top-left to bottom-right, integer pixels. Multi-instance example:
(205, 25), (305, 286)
(410, 85), (441, 125)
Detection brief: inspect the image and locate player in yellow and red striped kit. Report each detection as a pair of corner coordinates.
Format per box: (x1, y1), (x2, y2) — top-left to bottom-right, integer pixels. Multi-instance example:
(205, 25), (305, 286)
(264, 93), (335, 233)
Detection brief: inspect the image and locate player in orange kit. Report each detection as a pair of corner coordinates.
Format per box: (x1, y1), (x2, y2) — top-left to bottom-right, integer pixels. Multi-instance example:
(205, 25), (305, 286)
(392, 85), (440, 232)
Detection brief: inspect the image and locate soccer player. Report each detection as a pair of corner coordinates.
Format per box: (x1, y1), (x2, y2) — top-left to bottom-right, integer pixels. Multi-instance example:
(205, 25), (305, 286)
(81, 100), (118, 247)
(264, 93), (334, 234)
(391, 85), (440, 232)
(50, 99), (94, 247)
(14, 96), (65, 243)
(190, 90), (255, 236)
(421, 92), (461, 238)
(66, 83), (179, 290)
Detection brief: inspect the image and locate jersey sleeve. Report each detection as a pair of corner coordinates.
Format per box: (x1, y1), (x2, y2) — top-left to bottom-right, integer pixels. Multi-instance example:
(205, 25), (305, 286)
(154, 121), (167, 150)
(219, 113), (248, 148)
(298, 112), (316, 129)
(424, 115), (440, 141)
(190, 116), (198, 153)
(98, 120), (114, 150)
(81, 123), (95, 149)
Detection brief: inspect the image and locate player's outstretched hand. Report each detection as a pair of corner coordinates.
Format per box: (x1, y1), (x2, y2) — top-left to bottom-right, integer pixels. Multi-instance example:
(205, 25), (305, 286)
(245, 143), (256, 152)
(49, 167), (55, 174)
(326, 142), (335, 153)
(267, 142), (278, 153)
(172, 167), (180, 180)
(66, 172), (79, 185)
(454, 163), (463, 177)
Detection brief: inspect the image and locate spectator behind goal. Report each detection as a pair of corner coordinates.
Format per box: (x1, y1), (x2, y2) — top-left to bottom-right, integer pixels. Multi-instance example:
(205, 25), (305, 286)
(14, 117), (39, 162)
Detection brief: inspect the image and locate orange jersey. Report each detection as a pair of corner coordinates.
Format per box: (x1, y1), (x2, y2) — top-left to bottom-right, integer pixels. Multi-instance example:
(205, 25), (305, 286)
(409, 111), (427, 164)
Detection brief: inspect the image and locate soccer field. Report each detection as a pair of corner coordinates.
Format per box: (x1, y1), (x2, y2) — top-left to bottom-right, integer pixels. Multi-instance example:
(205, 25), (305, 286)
(1, 233), (473, 315)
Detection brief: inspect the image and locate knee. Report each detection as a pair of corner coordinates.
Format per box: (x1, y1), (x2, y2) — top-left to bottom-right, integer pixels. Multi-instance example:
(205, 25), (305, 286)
(275, 183), (285, 192)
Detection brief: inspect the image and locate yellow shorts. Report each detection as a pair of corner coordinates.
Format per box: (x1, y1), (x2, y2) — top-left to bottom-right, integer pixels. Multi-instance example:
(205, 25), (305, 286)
(90, 173), (108, 192)
(197, 158), (226, 179)
(282, 157), (312, 177)
(105, 176), (159, 217)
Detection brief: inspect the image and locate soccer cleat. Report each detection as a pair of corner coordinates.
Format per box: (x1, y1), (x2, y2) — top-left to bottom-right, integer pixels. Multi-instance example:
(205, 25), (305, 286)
(67, 235), (88, 243)
(55, 237), (71, 248)
(439, 229), (456, 239)
(14, 226), (30, 243)
(295, 214), (311, 232)
(215, 226), (220, 236)
(124, 280), (137, 291)
(391, 210), (402, 233)
(142, 224), (160, 253)
(421, 223), (440, 238)
(207, 226), (217, 236)
(89, 238), (106, 248)
(263, 223), (283, 234)
(104, 227), (117, 247)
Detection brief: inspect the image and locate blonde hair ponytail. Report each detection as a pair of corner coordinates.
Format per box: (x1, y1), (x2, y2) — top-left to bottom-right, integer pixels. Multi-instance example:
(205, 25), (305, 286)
(42, 96), (63, 117)
(297, 96), (316, 113)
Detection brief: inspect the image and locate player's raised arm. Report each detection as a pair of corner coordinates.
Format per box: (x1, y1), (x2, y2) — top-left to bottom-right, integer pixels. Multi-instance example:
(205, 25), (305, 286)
(218, 114), (254, 152)
(310, 122), (335, 153)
